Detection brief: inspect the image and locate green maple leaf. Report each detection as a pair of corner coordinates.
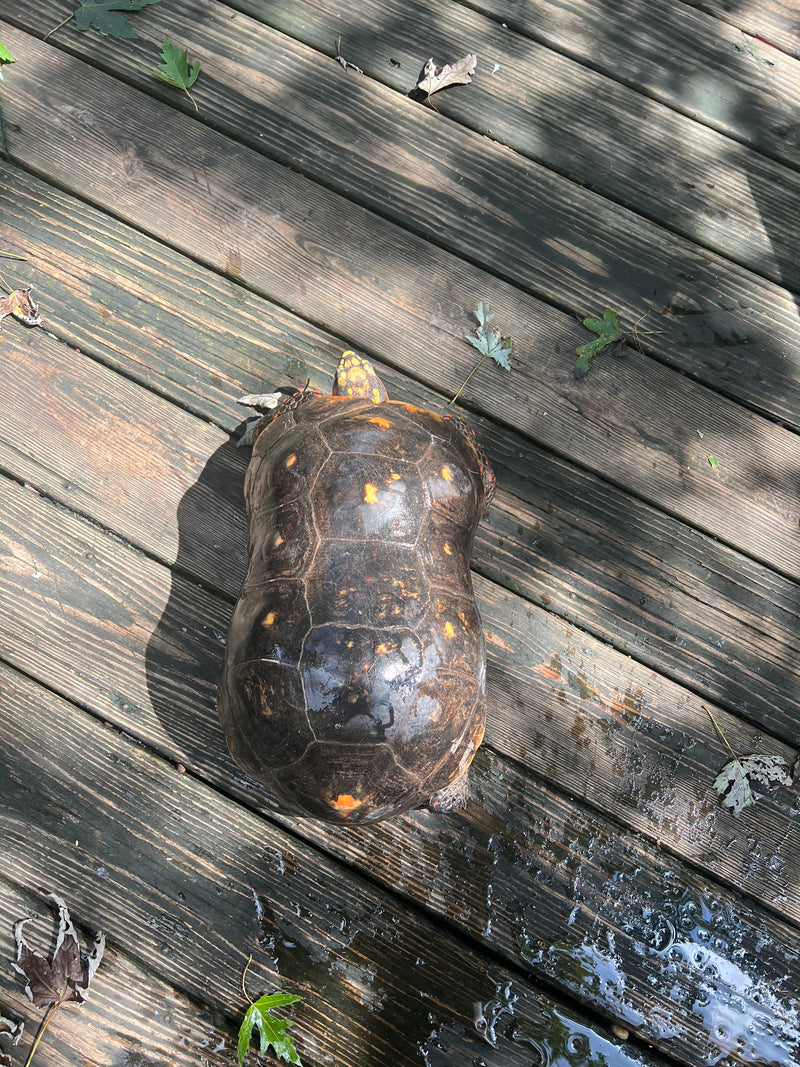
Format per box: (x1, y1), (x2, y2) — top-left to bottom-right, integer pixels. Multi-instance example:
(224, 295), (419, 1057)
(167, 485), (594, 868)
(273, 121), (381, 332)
(237, 993), (303, 1065)
(148, 37), (201, 110)
(72, 0), (162, 39)
(575, 307), (624, 377)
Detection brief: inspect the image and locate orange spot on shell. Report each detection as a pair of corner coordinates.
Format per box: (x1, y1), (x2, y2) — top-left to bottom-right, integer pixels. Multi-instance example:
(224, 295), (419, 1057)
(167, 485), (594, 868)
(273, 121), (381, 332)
(444, 621), (455, 637)
(285, 453), (297, 468)
(331, 794), (362, 813)
(364, 483), (379, 504)
(369, 417), (391, 429)
(262, 611), (276, 626)
(441, 465), (453, 481)
(443, 542), (452, 555)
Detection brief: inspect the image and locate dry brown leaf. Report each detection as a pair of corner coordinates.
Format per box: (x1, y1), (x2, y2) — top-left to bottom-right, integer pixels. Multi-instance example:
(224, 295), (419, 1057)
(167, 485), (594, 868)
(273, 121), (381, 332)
(0, 286), (43, 329)
(417, 53), (477, 96)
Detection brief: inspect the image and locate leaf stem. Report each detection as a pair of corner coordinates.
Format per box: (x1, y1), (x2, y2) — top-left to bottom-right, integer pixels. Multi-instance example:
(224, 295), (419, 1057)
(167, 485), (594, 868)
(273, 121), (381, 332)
(43, 14), (74, 41)
(703, 705), (738, 763)
(23, 1002), (59, 1067)
(241, 953), (254, 1004)
(449, 353), (488, 404)
(0, 250), (27, 261)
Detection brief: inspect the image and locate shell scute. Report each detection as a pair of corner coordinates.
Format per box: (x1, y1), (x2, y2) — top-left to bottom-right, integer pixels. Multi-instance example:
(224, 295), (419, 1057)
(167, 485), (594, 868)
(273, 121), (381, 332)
(224, 580), (311, 666)
(221, 659), (312, 770)
(305, 541), (429, 629)
(300, 625), (423, 744)
(311, 453), (424, 542)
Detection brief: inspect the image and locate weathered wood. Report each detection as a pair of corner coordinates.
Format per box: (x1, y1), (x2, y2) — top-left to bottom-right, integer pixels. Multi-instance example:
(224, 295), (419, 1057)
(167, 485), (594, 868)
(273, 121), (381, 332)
(3, 18), (800, 435)
(2, 36), (799, 577)
(680, 0), (800, 58)
(0, 882), (231, 1067)
(1, 180), (797, 743)
(0, 663), (670, 1067)
(15, 0), (800, 291)
(465, 0), (800, 159)
(0, 4), (798, 1063)
(0, 450), (797, 932)
(1, 516), (798, 1065)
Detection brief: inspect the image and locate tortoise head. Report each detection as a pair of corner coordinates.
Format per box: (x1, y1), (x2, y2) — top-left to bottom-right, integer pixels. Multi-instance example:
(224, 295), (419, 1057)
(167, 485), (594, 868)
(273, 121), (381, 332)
(333, 351), (388, 404)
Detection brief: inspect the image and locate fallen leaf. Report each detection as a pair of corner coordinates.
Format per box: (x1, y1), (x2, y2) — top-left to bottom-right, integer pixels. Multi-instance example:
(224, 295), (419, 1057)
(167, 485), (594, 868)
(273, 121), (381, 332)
(148, 37), (201, 110)
(713, 754), (793, 816)
(417, 53), (477, 96)
(0, 42), (15, 80)
(0, 1015), (24, 1067)
(14, 894), (105, 1008)
(449, 300), (512, 404)
(575, 307), (625, 377)
(238, 993), (304, 1065)
(72, 0), (161, 38)
(335, 36), (363, 74)
(707, 455), (719, 468)
(0, 287), (43, 329)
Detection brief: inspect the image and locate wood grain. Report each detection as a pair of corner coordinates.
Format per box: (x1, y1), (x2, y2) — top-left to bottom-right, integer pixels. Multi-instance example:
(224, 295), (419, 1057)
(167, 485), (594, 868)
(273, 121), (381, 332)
(0, 882), (231, 1067)
(1, 35), (799, 576)
(0, 664), (669, 1067)
(14, 0), (800, 290)
(0, 229), (797, 744)
(2, 17), (800, 433)
(466, 0), (800, 157)
(0, 458), (796, 931)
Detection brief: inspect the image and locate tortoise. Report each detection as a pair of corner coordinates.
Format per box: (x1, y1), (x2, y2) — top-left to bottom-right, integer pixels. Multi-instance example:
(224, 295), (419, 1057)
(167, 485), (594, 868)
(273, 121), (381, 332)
(218, 352), (495, 823)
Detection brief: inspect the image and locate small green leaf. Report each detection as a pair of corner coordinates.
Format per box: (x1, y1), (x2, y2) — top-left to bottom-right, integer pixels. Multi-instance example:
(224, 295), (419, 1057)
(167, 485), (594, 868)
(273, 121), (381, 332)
(237, 993), (303, 1066)
(148, 37), (201, 110)
(450, 301), (513, 404)
(575, 307), (624, 378)
(0, 43), (16, 64)
(707, 455), (719, 468)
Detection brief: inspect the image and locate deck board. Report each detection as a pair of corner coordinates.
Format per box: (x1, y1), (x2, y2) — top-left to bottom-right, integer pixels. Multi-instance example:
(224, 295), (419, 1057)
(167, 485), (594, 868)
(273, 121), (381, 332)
(1, 1), (798, 1065)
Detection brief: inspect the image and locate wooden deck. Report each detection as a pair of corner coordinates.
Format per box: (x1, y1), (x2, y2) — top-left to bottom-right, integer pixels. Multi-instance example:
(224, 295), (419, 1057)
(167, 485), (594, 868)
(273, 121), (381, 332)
(1, 1), (798, 1064)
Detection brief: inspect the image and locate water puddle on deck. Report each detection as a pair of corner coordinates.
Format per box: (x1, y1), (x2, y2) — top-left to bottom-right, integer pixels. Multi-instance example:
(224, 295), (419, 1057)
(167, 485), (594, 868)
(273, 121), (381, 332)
(461, 754), (799, 1067)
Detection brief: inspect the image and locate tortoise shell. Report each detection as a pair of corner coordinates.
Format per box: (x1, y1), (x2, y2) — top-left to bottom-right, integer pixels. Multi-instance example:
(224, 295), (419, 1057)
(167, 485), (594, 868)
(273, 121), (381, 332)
(218, 354), (494, 823)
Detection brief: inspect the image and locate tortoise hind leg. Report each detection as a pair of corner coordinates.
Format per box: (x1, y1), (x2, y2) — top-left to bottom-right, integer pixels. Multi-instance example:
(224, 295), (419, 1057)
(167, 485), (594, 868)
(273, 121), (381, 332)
(424, 770), (471, 813)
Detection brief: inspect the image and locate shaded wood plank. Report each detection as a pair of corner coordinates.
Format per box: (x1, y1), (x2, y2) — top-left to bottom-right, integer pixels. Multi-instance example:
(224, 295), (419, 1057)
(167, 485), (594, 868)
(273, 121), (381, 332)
(16, 0), (800, 291)
(683, 0), (800, 58)
(466, 0), (800, 160)
(0, 882), (232, 1067)
(0, 445), (796, 929)
(8, 7), (800, 429)
(0, 236), (796, 746)
(1, 34), (799, 578)
(0, 662), (668, 1067)
(1, 498), (798, 1065)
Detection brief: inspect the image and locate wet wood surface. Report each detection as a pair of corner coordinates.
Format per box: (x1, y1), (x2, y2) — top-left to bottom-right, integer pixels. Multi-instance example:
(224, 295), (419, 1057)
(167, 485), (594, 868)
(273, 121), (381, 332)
(0, 2), (798, 1066)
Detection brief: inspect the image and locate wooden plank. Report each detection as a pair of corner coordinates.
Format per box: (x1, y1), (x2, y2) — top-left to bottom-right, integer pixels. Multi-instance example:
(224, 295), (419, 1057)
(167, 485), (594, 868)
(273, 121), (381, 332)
(0, 446), (797, 932)
(0, 882), (232, 1067)
(1, 36), (799, 576)
(463, 0), (800, 161)
(1, 505), (798, 1065)
(15, 0), (800, 292)
(0, 663), (670, 1067)
(7, 7), (800, 429)
(683, 0), (800, 58)
(0, 253), (797, 746)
